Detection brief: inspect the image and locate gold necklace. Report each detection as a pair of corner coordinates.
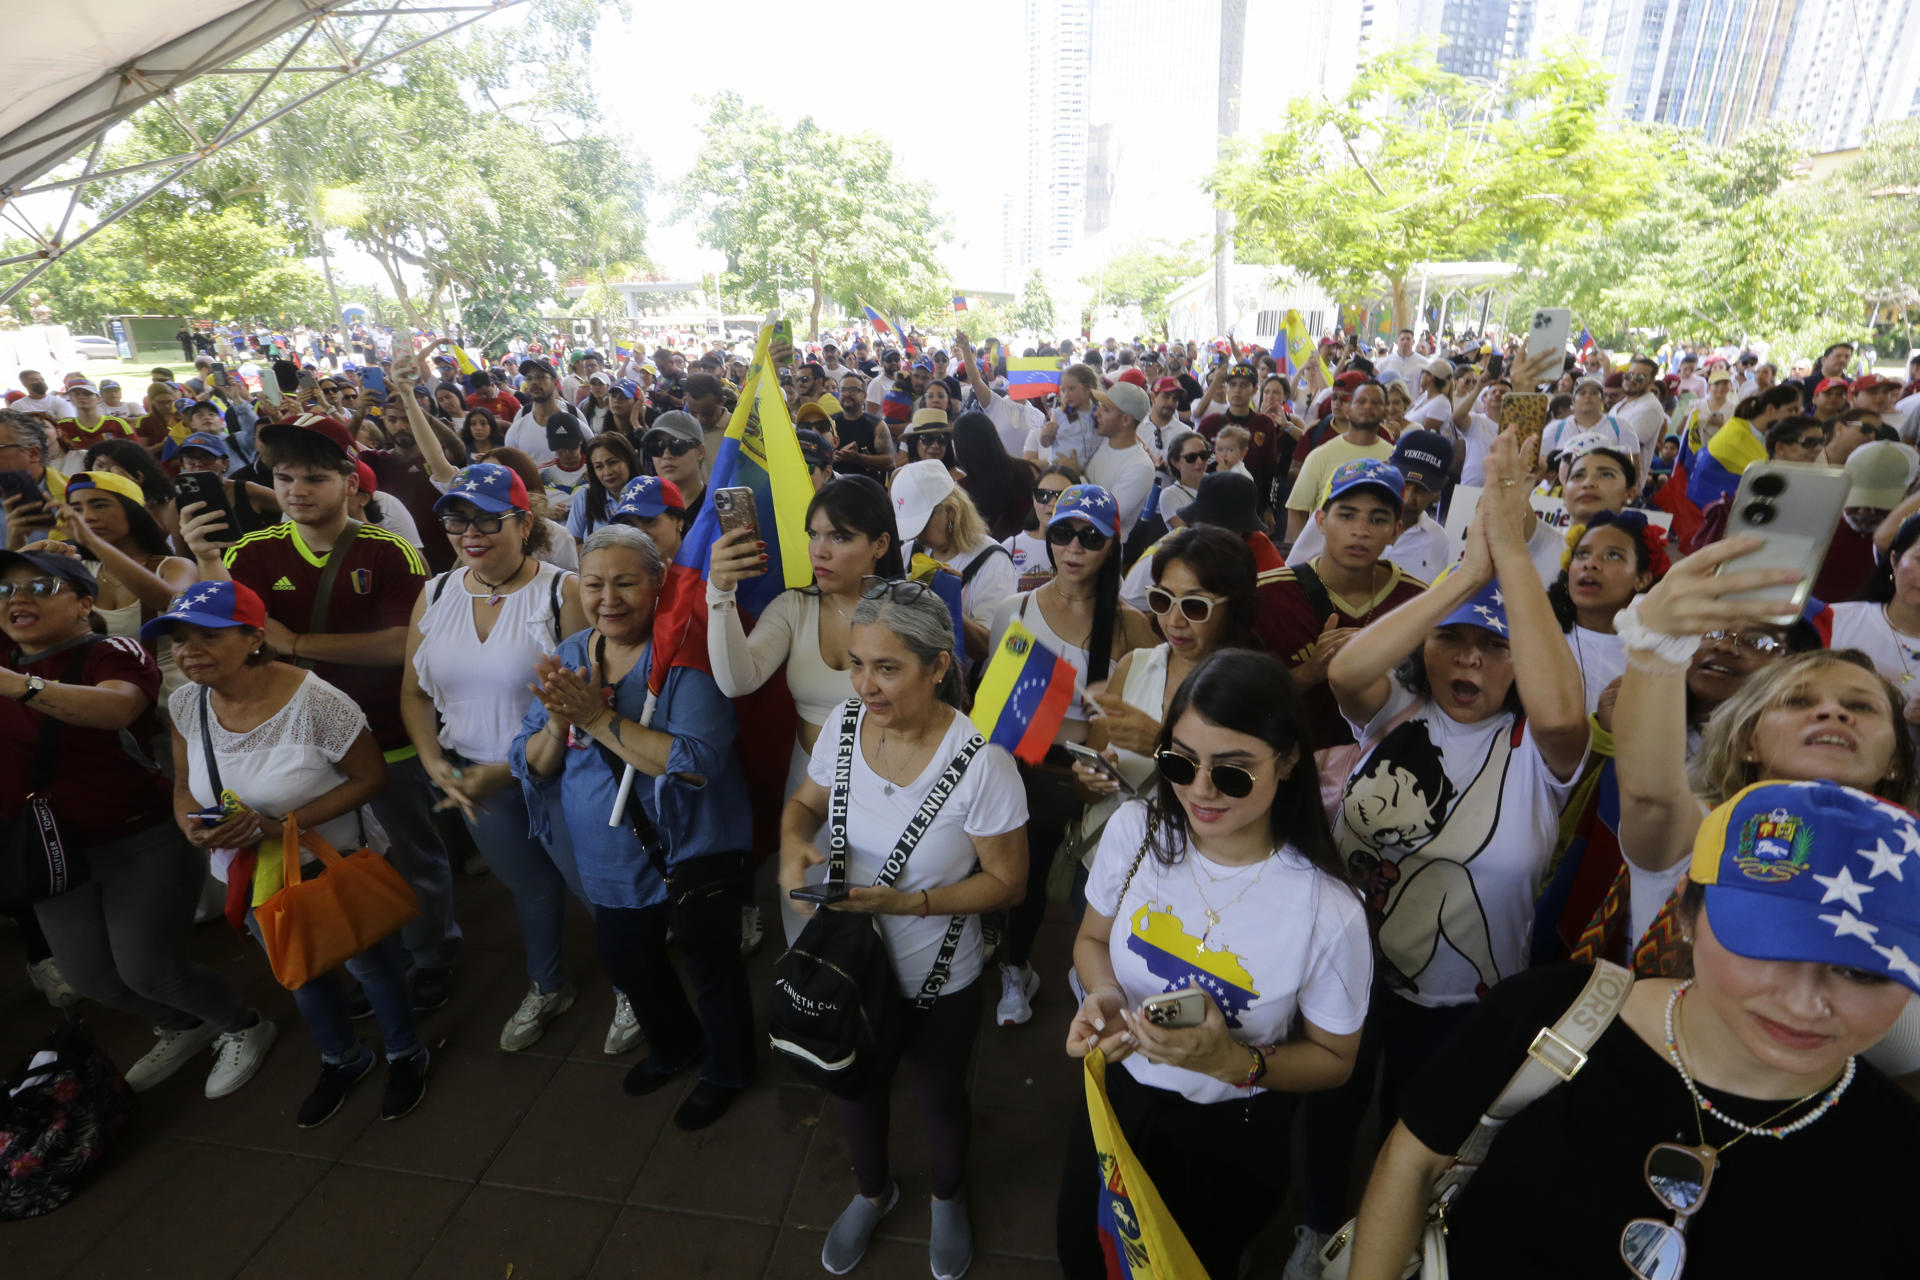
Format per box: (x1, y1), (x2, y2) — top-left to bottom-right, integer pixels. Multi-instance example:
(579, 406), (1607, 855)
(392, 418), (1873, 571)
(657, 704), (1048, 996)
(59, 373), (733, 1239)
(1185, 849), (1272, 943)
(1883, 606), (1920, 684)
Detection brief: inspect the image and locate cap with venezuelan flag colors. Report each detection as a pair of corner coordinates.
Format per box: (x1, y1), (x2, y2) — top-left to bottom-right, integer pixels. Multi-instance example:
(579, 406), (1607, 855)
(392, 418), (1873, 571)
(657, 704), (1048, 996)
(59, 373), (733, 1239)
(1690, 780), (1920, 994)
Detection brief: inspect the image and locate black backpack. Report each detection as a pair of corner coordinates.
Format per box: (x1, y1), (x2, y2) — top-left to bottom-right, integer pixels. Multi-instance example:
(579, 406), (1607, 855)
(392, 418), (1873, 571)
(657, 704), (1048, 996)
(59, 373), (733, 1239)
(769, 701), (981, 1097)
(0, 1018), (133, 1220)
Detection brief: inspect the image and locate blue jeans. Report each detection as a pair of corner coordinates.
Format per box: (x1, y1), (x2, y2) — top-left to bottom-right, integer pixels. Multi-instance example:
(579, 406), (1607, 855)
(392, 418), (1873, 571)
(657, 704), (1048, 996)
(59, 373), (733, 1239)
(369, 754), (463, 971)
(244, 909), (418, 1064)
(463, 783), (585, 994)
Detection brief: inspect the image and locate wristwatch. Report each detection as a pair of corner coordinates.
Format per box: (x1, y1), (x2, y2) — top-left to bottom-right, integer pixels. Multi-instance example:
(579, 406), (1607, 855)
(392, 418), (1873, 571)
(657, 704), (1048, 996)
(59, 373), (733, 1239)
(16, 675), (45, 704)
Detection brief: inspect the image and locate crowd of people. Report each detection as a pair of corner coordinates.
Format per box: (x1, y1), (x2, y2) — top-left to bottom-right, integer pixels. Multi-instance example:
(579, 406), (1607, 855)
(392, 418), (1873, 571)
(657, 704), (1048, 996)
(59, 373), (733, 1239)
(4, 315), (1920, 1279)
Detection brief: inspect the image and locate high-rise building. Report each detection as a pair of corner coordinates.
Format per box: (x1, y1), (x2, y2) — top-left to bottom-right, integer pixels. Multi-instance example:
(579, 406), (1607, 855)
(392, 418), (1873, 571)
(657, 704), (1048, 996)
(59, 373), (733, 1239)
(1358, 0), (1537, 79)
(1770, 0), (1920, 151)
(1022, 0), (1092, 267)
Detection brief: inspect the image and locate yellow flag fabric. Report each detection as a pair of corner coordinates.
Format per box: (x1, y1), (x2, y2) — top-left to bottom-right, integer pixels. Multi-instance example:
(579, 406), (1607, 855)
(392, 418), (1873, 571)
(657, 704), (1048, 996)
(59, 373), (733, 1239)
(1083, 1048), (1208, 1278)
(722, 324), (816, 590)
(452, 345), (483, 376)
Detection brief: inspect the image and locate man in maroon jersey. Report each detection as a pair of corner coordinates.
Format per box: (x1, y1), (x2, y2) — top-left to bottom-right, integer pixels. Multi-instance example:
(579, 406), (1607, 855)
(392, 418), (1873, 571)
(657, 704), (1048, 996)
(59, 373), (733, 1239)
(1196, 361), (1283, 507)
(180, 413), (460, 1009)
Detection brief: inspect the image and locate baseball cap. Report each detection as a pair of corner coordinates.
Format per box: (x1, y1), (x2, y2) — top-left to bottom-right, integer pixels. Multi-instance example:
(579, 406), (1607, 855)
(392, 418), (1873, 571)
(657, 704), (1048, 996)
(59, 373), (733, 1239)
(912, 359), (934, 373)
(179, 431), (229, 458)
(140, 580), (269, 642)
(1852, 373), (1899, 394)
(1815, 377), (1851, 396)
(1708, 367), (1733, 384)
(1323, 459), (1405, 511)
(1333, 370), (1370, 393)
(258, 412), (357, 463)
(609, 378), (640, 400)
(434, 463), (530, 517)
(1844, 441), (1913, 509)
(1390, 430), (1453, 491)
(610, 475), (685, 521)
(66, 381), (97, 395)
(1225, 361), (1257, 384)
(544, 412), (586, 451)
(890, 458), (957, 543)
(0, 549), (97, 599)
(173, 397), (202, 416)
(1114, 368), (1149, 391)
(1689, 780), (1920, 995)
(643, 410), (703, 449)
(1091, 381), (1151, 423)
(183, 397), (224, 416)
(98, 379), (120, 391)
(1560, 429), (1637, 477)
(1175, 472), (1262, 534)
(587, 371), (611, 386)
(354, 460), (379, 496)
(1152, 376), (1182, 396)
(1426, 359), (1456, 382)
(519, 357), (556, 376)
(1048, 483), (1121, 538)
(65, 471), (145, 506)
(794, 403), (834, 426)
(1431, 565), (1508, 635)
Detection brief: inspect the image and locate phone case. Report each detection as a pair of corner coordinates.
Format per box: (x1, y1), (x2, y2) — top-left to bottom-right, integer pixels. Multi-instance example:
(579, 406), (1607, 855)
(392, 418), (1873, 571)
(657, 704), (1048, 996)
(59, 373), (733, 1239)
(1524, 308), (1572, 369)
(1500, 392), (1550, 442)
(715, 486), (758, 537)
(1716, 463), (1850, 626)
(1142, 990), (1205, 1028)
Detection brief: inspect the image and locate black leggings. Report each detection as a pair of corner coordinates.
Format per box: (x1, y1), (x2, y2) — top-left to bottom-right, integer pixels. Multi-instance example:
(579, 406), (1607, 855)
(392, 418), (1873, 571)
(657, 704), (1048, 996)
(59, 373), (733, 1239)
(1057, 1061), (1297, 1279)
(833, 979), (983, 1200)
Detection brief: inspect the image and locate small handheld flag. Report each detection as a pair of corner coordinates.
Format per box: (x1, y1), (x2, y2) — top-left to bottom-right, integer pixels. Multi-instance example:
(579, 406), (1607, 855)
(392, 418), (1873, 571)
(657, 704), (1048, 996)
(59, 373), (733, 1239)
(452, 345), (483, 377)
(971, 621), (1077, 763)
(1005, 356), (1062, 402)
(952, 294), (970, 312)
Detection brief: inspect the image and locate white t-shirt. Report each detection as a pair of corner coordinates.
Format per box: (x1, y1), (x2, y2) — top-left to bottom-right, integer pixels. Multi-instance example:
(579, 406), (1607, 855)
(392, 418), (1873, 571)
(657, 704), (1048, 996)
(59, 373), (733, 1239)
(1085, 438), (1157, 539)
(503, 405), (566, 464)
(1002, 529), (1055, 593)
(1331, 676), (1586, 1007)
(1540, 413), (1636, 462)
(1613, 394), (1668, 478)
(1458, 412), (1498, 487)
(1525, 517), (1567, 586)
(1374, 352), (1429, 385)
(1569, 625), (1626, 715)
(984, 392), (1042, 457)
(805, 701), (1027, 998)
(1831, 602), (1920, 692)
(1086, 801), (1373, 1104)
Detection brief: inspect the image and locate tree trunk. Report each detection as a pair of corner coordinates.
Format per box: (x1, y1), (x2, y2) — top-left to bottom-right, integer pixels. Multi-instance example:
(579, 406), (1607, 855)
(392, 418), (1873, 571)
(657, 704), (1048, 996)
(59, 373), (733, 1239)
(1390, 275), (1410, 334)
(810, 273), (823, 342)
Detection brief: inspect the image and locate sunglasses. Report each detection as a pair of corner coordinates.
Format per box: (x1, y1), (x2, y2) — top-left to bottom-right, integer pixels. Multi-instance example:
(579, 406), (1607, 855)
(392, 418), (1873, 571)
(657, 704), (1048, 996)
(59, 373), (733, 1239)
(1146, 588), (1222, 623)
(1033, 486), (1069, 505)
(0, 577), (67, 600)
(859, 576), (933, 605)
(439, 511), (521, 535)
(1154, 749), (1265, 799)
(1792, 434), (1827, 449)
(645, 437), (701, 458)
(1047, 523), (1111, 551)
(1701, 628), (1784, 653)
(1621, 1143), (1715, 1278)
(1177, 448), (1211, 464)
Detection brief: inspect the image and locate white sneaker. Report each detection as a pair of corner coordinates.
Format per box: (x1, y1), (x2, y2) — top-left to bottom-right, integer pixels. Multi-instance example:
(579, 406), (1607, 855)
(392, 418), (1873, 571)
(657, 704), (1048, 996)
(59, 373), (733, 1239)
(205, 1015), (279, 1099)
(499, 982), (576, 1052)
(1284, 1224), (1331, 1280)
(122, 1022), (221, 1093)
(995, 963), (1039, 1027)
(27, 957), (77, 1008)
(603, 992), (643, 1055)
(739, 903), (765, 956)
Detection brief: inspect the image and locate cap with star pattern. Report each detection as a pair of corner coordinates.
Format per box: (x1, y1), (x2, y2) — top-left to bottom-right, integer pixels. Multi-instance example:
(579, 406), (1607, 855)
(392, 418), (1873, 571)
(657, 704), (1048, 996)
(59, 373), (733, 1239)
(1690, 780), (1920, 994)
(1428, 564), (1508, 636)
(140, 580), (268, 641)
(432, 463), (530, 517)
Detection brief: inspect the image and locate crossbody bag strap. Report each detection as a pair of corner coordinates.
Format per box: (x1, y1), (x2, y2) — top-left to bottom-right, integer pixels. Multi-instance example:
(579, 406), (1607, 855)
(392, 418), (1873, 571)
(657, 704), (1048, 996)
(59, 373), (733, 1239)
(826, 699), (861, 888)
(897, 732), (985, 1010)
(1432, 961), (1633, 1214)
(197, 684), (225, 800)
(1291, 559), (1335, 627)
(299, 519), (362, 668)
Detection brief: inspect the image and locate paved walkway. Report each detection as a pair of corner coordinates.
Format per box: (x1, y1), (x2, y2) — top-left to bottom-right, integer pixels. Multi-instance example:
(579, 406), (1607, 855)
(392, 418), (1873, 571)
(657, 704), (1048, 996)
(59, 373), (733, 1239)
(2, 868), (1311, 1277)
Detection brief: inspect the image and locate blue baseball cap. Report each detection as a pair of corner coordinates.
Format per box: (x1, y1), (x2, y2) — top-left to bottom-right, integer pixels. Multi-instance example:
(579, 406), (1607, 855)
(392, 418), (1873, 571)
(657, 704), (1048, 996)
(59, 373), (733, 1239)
(1047, 483), (1121, 538)
(433, 463), (530, 517)
(610, 475), (686, 521)
(1692, 780), (1920, 995)
(912, 359), (934, 372)
(1324, 458), (1406, 510)
(174, 396), (204, 416)
(609, 378), (640, 400)
(1430, 565), (1508, 636)
(1390, 430), (1453, 490)
(140, 580), (268, 641)
(179, 431), (229, 458)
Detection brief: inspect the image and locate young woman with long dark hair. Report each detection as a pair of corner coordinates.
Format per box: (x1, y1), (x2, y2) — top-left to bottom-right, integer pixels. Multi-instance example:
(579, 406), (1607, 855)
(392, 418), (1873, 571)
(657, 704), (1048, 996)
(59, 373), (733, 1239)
(951, 409), (1036, 543)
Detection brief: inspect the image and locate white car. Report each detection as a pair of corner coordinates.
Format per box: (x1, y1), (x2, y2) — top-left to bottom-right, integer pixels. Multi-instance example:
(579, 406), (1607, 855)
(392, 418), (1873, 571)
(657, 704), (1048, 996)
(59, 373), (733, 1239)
(72, 335), (120, 360)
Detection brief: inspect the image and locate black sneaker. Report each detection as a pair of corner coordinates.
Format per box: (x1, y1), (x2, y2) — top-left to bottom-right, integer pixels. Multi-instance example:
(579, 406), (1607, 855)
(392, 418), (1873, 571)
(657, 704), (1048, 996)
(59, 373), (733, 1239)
(673, 1081), (742, 1132)
(411, 966), (455, 1014)
(344, 985), (374, 1022)
(381, 1048), (430, 1121)
(296, 1047), (376, 1128)
(623, 1051), (696, 1097)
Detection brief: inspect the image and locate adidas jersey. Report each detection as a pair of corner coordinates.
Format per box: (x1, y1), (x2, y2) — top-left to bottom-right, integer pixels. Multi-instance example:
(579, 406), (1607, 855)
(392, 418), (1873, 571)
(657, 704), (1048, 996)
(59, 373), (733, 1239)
(223, 521), (428, 751)
(1255, 559), (1428, 750)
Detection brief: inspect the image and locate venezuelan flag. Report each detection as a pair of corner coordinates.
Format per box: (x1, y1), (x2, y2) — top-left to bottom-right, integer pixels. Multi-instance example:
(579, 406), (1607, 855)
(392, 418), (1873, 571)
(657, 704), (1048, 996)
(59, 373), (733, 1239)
(970, 620), (1076, 763)
(614, 341), (638, 366)
(452, 345), (483, 376)
(1685, 416), (1765, 510)
(1005, 356), (1061, 402)
(860, 299), (897, 344)
(908, 553), (967, 664)
(952, 294), (970, 312)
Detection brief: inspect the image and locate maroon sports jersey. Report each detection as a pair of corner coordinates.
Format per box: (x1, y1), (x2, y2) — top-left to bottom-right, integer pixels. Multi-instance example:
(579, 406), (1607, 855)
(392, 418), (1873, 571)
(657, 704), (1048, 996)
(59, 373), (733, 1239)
(1197, 409), (1285, 495)
(362, 448), (456, 573)
(223, 521), (428, 752)
(1256, 560), (1428, 748)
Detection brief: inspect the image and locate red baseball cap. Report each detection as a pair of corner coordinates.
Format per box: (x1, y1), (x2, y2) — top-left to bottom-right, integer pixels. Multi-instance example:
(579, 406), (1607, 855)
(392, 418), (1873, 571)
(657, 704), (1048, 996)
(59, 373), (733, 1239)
(1333, 370), (1369, 392)
(259, 411), (360, 462)
(354, 460), (379, 495)
(1852, 373), (1898, 394)
(1815, 377), (1851, 396)
(1114, 368), (1149, 390)
(1151, 376), (1182, 395)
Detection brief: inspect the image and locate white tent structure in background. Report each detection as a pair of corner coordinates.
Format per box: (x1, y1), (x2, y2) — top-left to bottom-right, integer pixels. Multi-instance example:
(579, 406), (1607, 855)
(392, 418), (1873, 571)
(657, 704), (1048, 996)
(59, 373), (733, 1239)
(0, 0), (527, 305)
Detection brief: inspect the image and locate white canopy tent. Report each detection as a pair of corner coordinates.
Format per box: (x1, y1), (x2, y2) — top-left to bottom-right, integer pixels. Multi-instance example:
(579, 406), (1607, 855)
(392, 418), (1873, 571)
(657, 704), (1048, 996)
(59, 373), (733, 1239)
(0, 0), (526, 304)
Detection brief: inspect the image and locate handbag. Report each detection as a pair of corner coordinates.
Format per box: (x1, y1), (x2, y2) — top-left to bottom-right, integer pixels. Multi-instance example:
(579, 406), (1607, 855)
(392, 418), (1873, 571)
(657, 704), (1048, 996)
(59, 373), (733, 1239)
(768, 700), (982, 1097)
(252, 812), (419, 990)
(0, 1016), (132, 1220)
(1, 639), (101, 905)
(1318, 961), (1635, 1280)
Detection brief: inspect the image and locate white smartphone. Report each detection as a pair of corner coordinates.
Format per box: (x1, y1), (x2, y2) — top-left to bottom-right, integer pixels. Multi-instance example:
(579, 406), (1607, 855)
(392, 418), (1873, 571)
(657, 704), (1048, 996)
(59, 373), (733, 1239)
(1715, 463), (1851, 626)
(1524, 307), (1573, 371)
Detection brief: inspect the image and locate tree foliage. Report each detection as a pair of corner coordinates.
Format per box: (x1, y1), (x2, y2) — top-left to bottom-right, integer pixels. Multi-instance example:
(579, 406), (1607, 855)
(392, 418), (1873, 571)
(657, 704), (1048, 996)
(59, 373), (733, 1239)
(1015, 268), (1058, 338)
(1080, 239), (1207, 336)
(1818, 119), (1920, 326)
(675, 93), (950, 339)
(1211, 45), (1642, 329)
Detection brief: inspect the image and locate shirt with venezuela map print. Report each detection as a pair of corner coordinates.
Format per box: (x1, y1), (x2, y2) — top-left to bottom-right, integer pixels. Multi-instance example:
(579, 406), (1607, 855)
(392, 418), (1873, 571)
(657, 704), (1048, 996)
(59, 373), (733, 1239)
(1085, 801), (1372, 1104)
(223, 520), (427, 753)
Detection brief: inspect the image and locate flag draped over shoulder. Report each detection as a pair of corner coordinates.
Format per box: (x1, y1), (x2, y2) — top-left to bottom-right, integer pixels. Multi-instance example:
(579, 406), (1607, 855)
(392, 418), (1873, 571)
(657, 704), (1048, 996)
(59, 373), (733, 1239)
(970, 620), (1076, 763)
(1685, 416), (1765, 511)
(1006, 356), (1063, 402)
(1083, 1049), (1206, 1278)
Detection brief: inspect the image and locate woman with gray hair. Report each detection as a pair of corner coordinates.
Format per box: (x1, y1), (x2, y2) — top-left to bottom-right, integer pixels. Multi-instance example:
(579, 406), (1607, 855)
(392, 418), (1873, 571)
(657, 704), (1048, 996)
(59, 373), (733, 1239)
(515, 525), (757, 1132)
(779, 580), (1029, 1280)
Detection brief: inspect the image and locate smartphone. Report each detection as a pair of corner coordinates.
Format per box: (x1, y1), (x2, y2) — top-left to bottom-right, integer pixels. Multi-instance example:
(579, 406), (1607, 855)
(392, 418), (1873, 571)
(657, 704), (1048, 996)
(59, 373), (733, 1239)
(1500, 392), (1551, 445)
(789, 882), (850, 906)
(174, 472), (238, 545)
(1523, 308), (1572, 370)
(360, 366), (388, 396)
(0, 469), (44, 508)
(1063, 742), (1137, 796)
(192, 805), (228, 828)
(772, 319), (794, 366)
(1141, 989), (1206, 1029)
(715, 486), (759, 541)
(1716, 463), (1850, 627)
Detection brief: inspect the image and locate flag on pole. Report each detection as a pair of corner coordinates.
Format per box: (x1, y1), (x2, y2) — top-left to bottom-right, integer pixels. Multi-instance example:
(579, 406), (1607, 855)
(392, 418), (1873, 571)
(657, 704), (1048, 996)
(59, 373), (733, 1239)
(452, 345), (483, 376)
(860, 299), (898, 344)
(614, 341), (639, 366)
(952, 294), (970, 312)
(970, 620), (1078, 763)
(1005, 356), (1062, 402)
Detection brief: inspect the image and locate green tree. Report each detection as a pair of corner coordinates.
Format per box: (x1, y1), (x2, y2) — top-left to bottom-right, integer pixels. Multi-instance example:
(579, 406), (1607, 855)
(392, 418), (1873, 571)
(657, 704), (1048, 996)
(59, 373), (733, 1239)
(675, 93), (951, 339)
(1080, 239), (1207, 336)
(1211, 44), (1643, 329)
(1015, 268), (1057, 338)
(1817, 119), (1920, 349)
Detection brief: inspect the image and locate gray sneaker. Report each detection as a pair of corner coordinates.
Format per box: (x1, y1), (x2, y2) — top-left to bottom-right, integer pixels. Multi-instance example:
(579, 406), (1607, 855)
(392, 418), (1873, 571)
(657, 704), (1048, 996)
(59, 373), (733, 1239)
(499, 982), (576, 1052)
(930, 1196), (972, 1280)
(822, 1181), (899, 1275)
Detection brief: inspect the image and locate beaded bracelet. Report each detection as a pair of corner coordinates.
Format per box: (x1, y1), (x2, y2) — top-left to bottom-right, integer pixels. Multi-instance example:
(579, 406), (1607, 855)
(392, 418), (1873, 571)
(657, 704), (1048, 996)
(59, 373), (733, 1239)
(1241, 1044), (1267, 1090)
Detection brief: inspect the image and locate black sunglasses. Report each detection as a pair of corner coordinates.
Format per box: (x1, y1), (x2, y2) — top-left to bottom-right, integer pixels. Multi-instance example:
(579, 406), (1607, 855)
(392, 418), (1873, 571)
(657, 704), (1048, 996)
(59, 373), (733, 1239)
(645, 437), (701, 458)
(1154, 749), (1266, 799)
(1177, 448), (1211, 464)
(439, 511), (521, 535)
(1032, 486), (1068, 504)
(1047, 523), (1111, 551)
(859, 576), (933, 605)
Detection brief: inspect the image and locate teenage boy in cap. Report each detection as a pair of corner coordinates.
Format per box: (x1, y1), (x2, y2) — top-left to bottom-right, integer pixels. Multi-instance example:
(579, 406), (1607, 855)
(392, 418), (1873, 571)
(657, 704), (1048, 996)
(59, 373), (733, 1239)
(641, 411), (708, 516)
(864, 348), (904, 414)
(1850, 373), (1903, 430)
(181, 413), (461, 1007)
(1086, 379), (1157, 539)
(503, 358), (576, 464)
(1286, 429), (1457, 582)
(539, 414), (591, 515)
(53, 381), (133, 457)
(1285, 379), (1396, 544)
(1258, 458), (1429, 747)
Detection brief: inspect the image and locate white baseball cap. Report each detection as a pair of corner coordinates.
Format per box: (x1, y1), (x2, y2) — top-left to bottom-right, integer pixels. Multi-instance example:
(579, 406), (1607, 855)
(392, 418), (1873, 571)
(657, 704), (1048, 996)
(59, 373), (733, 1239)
(889, 459), (955, 544)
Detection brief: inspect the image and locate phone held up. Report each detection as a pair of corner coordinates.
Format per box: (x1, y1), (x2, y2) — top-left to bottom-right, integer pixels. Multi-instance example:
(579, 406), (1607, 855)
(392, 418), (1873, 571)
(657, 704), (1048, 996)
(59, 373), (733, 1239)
(1714, 462), (1849, 627)
(715, 486), (760, 542)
